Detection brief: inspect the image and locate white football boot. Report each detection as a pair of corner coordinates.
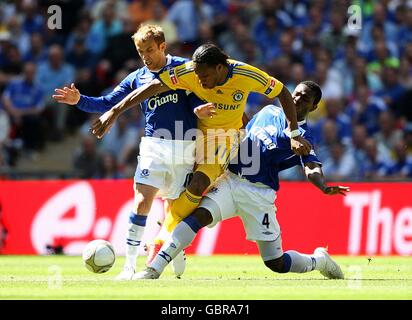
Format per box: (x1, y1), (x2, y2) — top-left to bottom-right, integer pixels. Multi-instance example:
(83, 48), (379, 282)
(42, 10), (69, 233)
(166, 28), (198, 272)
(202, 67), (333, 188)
(171, 250), (186, 278)
(314, 247), (344, 279)
(132, 267), (160, 280)
(115, 265), (135, 281)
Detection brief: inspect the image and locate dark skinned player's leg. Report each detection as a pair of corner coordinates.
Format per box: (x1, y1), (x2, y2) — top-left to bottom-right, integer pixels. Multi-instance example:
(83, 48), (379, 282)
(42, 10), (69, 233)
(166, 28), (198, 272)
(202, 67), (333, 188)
(148, 208), (213, 274)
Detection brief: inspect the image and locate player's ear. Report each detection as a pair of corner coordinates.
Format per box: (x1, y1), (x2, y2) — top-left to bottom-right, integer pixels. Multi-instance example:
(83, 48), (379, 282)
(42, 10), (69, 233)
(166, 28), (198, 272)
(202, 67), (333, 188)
(159, 41), (166, 52)
(216, 63), (224, 73)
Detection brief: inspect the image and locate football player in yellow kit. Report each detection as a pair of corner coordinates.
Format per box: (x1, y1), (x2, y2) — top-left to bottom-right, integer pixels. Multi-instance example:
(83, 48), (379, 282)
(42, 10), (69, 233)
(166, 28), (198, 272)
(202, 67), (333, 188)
(91, 43), (312, 266)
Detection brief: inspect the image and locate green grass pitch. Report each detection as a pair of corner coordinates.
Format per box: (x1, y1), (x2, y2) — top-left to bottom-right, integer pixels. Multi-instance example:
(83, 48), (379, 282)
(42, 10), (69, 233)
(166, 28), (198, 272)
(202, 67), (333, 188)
(1, 255), (412, 299)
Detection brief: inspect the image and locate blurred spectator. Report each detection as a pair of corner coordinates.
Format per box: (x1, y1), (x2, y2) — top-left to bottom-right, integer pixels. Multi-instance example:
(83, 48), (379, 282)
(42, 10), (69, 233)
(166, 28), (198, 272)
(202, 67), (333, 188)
(399, 55), (412, 89)
(96, 151), (123, 179)
(314, 119), (339, 161)
(376, 66), (406, 111)
(2, 62), (45, 153)
(6, 15), (30, 57)
(103, 15), (139, 74)
(397, 5), (412, 51)
(21, 0), (44, 35)
(88, 1), (123, 56)
(404, 123), (412, 157)
(286, 63), (306, 92)
(90, 0), (128, 21)
(167, 0), (214, 50)
(367, 40), (400, 75)
(65, 15), (95, 54)
(375, 110), (403, 158)
(321, 140), (357, 181)
(319, 9), (346, 57)
(360, 3), (399, 52)
(362, 137), (392, 180)
(23, 32), (47, 63)
(66, 35), (97, 70)
(73, 135), (102, 179)
(1, 43), (23, 77)
(35, 44), (75, 139)
(333, 36), (360, 96)
(389, 138), (412, 179)
(218, 15), (257, 63)
(128, 0), (157, 27)
(312, 98), (351, 146)
(346, 85), (387, 135)
(352, 56), (383, 93)
(348, 124), (368, 179)
(145, 2), (178, 45)
(99, 113), (140, 170)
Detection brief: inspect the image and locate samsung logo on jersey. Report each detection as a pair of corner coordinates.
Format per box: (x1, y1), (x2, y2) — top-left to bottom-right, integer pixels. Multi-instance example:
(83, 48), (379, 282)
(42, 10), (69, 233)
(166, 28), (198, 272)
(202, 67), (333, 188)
(216, 103), (240, 110)
(148, 93), (179, 110)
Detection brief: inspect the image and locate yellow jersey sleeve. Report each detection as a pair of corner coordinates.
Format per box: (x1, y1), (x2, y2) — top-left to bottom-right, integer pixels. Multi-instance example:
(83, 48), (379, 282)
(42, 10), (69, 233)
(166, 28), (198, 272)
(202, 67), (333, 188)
(232, 63), (284, 99)
(158, 61), (196, 91)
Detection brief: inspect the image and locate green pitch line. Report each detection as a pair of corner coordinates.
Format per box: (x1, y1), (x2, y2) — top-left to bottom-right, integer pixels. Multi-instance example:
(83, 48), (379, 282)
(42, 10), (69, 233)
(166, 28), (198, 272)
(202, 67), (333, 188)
(0, 255), (411, 299)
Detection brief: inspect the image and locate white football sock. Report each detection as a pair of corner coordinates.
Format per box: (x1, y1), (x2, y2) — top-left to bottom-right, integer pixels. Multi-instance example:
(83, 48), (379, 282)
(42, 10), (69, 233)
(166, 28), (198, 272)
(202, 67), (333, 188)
(285, 250), (319, 273)
(125, 215), (147, 268)
(150, 221), (196, 273)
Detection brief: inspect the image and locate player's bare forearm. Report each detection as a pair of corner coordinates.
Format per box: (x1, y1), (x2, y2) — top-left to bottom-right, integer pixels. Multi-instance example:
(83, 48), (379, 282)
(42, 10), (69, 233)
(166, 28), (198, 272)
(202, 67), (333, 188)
(91, 79), (171, 138)
(112, 79), (170, 116)
(277, 86), (298, 131)
(305, 163), (350, 196)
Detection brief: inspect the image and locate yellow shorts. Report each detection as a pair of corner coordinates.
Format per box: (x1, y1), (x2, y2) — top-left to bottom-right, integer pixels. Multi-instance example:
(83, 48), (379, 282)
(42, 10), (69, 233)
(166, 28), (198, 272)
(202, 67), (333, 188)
(195, 129), (243, 183)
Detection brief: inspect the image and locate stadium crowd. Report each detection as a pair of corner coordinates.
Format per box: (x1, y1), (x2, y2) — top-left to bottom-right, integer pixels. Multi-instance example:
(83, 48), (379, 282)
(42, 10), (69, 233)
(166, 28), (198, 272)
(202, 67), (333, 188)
(0, 0), (412, 181)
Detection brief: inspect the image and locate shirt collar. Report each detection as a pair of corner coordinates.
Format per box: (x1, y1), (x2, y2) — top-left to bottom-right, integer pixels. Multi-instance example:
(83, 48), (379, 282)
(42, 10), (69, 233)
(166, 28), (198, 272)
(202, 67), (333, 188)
(298, 119), (306, 126)
(151, 55), (172, 73)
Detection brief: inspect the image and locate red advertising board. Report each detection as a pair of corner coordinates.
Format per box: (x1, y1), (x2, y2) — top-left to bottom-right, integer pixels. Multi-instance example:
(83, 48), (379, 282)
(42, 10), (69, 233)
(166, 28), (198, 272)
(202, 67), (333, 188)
(1, 179), (411, 256)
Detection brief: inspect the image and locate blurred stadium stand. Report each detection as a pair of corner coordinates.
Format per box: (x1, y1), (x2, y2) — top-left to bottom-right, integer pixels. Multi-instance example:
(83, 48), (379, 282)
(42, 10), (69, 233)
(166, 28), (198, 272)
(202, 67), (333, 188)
(0, 0), (412, 181)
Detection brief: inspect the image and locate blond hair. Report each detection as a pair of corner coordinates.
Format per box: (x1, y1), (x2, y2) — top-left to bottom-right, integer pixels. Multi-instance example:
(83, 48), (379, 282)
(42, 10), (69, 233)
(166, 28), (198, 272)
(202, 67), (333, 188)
(132, 24), (165, 45)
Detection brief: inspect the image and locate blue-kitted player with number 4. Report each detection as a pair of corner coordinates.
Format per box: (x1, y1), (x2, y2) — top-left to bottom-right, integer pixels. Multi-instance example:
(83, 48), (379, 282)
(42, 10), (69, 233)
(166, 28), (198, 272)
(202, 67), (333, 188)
(133, 81), (349, 280)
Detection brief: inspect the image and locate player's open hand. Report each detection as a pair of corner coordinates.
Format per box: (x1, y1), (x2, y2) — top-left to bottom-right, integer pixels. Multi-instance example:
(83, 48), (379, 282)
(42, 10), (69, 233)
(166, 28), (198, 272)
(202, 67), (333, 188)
(290, 135), (312, 156)
(323, 186), (350, 196)
(194, 103), (217, 119)
(91, 110), (117, 139)
(52, 83), (80, 105)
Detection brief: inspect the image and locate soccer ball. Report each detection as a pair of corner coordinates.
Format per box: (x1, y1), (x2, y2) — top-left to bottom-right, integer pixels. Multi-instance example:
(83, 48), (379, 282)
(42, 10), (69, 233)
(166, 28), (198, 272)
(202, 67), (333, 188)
(82, 239), (115, 273)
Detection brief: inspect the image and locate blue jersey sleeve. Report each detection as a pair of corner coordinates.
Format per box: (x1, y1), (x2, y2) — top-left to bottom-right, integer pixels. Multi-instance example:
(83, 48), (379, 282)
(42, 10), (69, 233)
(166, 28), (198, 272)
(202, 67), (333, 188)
(76, 71), (137, 113)
(187, 92), (205, 111)
(301, 132), (322, 165)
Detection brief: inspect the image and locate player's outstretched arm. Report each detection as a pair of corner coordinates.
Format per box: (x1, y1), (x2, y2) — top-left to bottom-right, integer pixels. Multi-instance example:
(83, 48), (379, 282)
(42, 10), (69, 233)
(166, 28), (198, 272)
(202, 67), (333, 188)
(304, 162), (350, 196)
(277, 86), (312, 156)
(91, 79), (170, 139)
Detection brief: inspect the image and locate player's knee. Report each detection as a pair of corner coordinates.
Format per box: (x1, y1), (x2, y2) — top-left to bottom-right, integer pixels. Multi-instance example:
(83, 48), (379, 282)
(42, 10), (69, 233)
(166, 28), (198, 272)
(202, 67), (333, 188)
(264, 256), (286, 273)
(187, 172), (211, 196)
(192, 208), (213, 228)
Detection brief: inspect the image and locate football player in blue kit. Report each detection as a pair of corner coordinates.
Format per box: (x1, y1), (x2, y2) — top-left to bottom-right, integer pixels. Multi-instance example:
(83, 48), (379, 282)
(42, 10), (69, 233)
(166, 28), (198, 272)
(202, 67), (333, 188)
(133, 81), (349, 280)
(53, 24), (205, 280)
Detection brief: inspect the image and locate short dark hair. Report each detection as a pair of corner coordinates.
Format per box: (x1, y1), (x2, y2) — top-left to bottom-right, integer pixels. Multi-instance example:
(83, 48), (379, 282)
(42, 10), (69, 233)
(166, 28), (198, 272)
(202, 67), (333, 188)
(192, 43), (229, 67)
(300, 80), (322, 105)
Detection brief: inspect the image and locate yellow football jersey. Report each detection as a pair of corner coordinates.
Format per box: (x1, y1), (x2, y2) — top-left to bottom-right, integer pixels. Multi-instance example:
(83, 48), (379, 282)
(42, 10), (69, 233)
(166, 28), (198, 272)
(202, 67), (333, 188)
(158, 59), (284, 132)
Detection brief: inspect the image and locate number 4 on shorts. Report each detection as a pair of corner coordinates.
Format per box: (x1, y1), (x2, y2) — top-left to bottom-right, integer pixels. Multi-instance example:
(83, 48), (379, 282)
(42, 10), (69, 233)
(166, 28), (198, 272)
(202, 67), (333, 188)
(262, 213), (270, 228)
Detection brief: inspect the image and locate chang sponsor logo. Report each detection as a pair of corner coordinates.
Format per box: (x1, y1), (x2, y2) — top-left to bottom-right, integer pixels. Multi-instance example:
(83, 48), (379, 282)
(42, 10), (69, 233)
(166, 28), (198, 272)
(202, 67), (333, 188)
(147, 93), (179, 110)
